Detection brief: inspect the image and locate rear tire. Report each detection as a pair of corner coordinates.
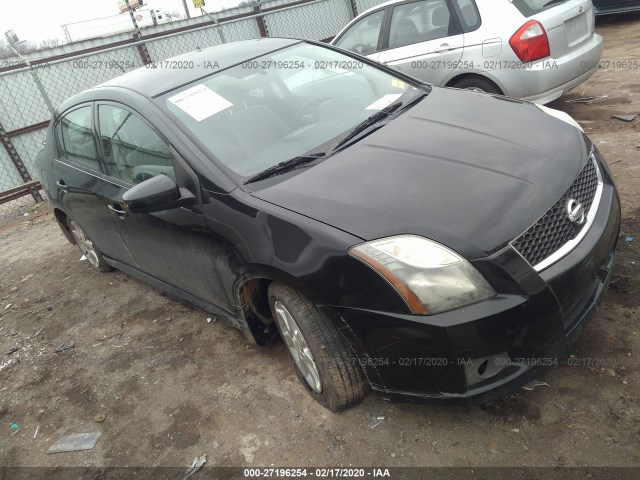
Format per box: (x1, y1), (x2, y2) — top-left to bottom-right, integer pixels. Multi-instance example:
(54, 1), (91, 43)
(451, 77), (502, 95)
(68, 218), (113, 273)
(268, 282), (368, 411)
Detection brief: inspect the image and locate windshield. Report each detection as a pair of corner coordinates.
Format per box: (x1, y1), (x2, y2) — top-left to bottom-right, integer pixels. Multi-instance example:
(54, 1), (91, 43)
(160, 43), (419, 179)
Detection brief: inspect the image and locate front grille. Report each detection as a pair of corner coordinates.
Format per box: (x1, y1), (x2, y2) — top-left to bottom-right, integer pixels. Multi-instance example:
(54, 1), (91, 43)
(512, 156), (601, 269)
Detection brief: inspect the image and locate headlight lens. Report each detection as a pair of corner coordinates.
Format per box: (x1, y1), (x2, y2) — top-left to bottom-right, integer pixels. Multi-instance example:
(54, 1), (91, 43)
(349, 235), (496, 315)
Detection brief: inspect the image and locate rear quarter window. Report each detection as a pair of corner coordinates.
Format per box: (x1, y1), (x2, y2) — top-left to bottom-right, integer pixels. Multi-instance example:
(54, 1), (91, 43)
(453, 0), (481, 31)
(511, 0), (571, 17)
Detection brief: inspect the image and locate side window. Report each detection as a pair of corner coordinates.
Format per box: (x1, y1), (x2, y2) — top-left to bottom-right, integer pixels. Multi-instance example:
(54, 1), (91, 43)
(334, 9), (385, 56)
(388, 0), (453, 49)
(98, 105), (175, 185)
(453, 0), (480, 31)
(58, 106), (100, 171)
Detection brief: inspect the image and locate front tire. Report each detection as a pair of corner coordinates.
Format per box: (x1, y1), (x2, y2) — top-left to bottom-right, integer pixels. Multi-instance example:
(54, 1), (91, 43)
(268, 283), (368, 411)
(68, 218), (113, 272)
(451, 76), (502, 95)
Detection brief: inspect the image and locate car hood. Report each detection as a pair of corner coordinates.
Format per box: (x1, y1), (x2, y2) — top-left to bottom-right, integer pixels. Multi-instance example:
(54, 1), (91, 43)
(251, 87), (590, 259)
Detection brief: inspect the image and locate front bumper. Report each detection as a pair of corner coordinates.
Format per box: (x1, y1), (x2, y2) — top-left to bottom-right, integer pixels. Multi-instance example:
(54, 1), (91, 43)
(326, 164), (621, 404)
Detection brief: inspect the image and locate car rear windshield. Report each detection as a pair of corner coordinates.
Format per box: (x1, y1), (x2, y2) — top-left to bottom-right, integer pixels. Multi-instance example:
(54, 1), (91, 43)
(511, 0), (571, 17)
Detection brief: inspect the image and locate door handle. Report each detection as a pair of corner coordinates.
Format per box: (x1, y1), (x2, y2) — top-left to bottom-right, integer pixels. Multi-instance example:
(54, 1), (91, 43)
(108, 203), (128, 219)
(56, 180), (69, 192)
(435, 43), (452, 53)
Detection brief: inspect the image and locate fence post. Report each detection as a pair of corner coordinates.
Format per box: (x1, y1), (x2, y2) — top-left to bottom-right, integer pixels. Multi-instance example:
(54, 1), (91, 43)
(62, 24), (72, 43)
(6, 43), (54, 117)
(0, 121), (42, 202)
(254, 1), (269, 37)
(134, 33), (153, 65)
(201, 8), (227, 44)
(125, 0), (153, 65)
(347, 0), (358, 18)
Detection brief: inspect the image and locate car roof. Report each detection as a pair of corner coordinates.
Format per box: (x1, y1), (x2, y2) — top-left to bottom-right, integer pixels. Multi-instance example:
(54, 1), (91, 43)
(96, 37), (302, 98)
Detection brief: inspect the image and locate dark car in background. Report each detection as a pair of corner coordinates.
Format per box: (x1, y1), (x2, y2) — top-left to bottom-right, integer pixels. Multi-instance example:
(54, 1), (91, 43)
(593, 0), (640, 14)
(36, 38), (620, 411)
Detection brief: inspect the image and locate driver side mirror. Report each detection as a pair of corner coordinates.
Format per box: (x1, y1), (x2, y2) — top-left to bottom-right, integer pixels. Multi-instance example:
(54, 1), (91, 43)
(123, 174), (196, 213)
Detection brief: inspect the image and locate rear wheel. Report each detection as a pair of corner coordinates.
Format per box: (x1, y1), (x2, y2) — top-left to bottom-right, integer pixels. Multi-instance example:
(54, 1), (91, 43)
(268, 282), (368, 411)
(451, 76), (502, 95)
(68, 219), (113, 272)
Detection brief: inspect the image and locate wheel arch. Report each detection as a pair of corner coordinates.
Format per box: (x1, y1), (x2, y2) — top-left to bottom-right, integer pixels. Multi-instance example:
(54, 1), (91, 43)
(234, 265), (308, 346)
(446, 72), (505, 94)
(233, 264), (349, 347)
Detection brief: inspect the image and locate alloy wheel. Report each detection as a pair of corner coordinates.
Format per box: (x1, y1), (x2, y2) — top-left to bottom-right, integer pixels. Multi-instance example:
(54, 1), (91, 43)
(273, 300), (322, 393)
(69, 220), (100, 269)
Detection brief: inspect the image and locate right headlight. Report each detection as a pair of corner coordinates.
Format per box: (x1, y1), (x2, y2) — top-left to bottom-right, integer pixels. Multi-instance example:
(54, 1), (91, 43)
(348, 235), (495, 315)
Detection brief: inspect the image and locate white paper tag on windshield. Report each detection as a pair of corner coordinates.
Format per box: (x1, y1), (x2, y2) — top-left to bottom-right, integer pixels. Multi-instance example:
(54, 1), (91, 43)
(365, 93), (402, 111)
(168, 84), (232, 121)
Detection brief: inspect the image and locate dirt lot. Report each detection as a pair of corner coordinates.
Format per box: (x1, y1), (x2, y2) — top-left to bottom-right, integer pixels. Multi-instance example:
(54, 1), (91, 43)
(1, 14), (639, 470)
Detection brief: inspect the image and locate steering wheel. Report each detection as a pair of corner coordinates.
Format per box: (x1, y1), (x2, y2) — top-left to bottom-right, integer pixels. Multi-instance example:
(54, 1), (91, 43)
(292, 96), (323, 126)
(281, 124), (317, 141)
(351, 44), (370, 55)
(134, 172), (154, 184)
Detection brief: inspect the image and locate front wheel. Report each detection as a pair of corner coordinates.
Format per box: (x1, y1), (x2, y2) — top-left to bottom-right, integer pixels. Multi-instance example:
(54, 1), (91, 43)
(68, 219), (113, 272)
(268, 283), (368, 411)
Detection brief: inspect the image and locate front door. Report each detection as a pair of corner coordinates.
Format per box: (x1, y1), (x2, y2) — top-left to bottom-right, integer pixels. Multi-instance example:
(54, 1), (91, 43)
(96, 102), (234, 311)
(333, 8), (387, 61)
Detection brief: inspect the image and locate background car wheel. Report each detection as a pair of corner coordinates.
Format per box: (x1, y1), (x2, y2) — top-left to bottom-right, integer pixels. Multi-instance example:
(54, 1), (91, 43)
(268, 282), (368, 411)
(67, 219), (113, 272)
(451, 77), (502, 95)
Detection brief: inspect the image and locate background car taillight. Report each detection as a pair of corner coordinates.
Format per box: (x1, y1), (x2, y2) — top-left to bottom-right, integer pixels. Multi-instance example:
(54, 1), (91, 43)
(509, 20), (550, 62)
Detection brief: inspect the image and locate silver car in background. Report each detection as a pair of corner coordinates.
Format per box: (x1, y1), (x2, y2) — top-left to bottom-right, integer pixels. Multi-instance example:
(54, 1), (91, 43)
(331, 0), (603, 104)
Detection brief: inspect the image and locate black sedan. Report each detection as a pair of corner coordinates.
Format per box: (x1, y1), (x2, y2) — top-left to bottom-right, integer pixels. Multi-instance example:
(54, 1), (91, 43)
(36, 38), (620, 411)
(592, 0), (640, 14)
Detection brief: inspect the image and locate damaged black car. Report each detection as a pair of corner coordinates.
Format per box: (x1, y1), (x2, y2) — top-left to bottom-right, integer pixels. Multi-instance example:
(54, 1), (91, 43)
(36, 38), (620, 411)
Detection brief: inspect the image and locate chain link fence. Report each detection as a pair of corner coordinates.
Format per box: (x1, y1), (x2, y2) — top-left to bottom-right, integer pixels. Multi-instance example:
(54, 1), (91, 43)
(145, 25), (225, 61)
(263, 0), (353, 40)
(0, 0), (387, 221)
(354, 0), (387, 14)
(0, 139), (39, 216)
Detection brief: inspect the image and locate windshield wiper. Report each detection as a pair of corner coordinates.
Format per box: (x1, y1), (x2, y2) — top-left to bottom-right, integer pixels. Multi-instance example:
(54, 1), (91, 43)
(244, 90), (429, 184)
(329, 88), (430, 154)
(244, 152), (327, 184)
(329, 102), (404, 154)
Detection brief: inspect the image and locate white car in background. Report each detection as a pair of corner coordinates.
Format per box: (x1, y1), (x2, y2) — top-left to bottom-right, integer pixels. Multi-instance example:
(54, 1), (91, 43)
(331, 0), (603, 104)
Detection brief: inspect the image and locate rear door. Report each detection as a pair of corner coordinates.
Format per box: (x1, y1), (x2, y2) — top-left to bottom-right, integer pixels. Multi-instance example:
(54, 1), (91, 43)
(51, 104), (135, 265)
(377, 0), (464, 85)
(511, 0), (595, 57)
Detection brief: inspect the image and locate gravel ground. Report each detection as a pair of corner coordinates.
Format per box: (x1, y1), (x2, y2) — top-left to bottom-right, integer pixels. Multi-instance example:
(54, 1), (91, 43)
(0, 13), (639, 470)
